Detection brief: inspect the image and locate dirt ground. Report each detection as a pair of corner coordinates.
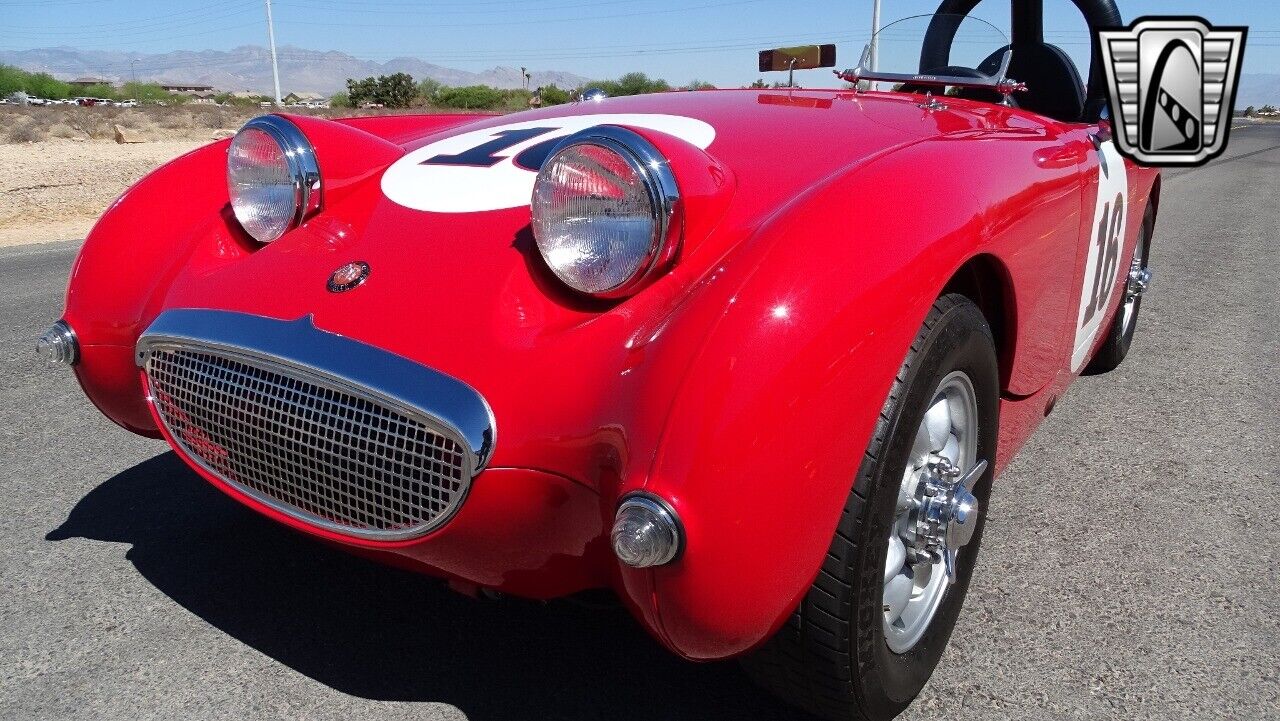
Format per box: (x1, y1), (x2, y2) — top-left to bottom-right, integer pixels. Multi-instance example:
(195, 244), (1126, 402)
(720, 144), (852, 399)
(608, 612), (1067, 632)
(0, 104), (494, 248)
(0, 138), (207, 247)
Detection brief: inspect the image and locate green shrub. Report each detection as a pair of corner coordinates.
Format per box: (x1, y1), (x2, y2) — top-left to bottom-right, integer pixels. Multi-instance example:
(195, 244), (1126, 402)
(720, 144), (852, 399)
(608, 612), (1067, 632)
(79, 84), (118, 100)
(586, 72), (671, 97)
(539, 84), (571, 106)
(346, 73), (417, 108)
(0, 64), (73, 99)
(417, 78), (442, 101)
(434, 85), (505, 110)
(119, 82), (180, 103)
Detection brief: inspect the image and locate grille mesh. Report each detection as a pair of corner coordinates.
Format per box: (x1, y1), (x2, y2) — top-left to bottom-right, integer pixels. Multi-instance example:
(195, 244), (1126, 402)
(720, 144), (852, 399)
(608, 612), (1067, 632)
(145, 347), (470, 538)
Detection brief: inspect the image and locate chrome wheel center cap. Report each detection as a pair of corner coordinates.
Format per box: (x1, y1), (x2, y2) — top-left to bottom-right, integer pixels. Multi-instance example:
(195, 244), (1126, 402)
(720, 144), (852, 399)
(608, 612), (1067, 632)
(1126, 264), (1152, 301)
(910, 456), (986, 582)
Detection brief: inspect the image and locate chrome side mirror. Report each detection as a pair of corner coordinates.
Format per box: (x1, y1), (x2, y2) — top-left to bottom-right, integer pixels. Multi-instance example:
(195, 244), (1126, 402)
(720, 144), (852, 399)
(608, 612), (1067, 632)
(581, 88), (607, 103)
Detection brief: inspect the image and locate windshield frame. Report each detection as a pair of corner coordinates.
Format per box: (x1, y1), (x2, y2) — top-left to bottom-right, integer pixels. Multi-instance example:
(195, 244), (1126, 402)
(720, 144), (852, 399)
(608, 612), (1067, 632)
(838, 14), (1023, 100)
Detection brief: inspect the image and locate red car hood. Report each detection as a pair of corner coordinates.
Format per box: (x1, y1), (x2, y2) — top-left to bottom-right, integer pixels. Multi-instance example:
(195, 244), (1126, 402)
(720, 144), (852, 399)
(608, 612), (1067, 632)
(355, 88), (968, 198)
(142, 89), (998, 483)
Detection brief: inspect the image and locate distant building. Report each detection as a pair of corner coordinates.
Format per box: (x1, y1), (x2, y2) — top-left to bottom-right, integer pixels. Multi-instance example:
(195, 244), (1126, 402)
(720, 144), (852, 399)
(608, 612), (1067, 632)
(160, 83), (215, 94)
(283, 91), (326, 104)
(68, 77), (114, 88)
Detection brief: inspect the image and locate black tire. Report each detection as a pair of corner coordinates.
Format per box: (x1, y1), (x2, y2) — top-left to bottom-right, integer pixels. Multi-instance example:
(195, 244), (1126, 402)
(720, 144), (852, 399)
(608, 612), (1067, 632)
(741, 294), (999, 721)
(1084, 203), (1155, 375)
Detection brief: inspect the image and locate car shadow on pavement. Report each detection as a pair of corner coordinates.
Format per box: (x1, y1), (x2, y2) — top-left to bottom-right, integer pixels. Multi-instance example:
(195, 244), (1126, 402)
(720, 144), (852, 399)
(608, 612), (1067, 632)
(47, 452), (798, 721)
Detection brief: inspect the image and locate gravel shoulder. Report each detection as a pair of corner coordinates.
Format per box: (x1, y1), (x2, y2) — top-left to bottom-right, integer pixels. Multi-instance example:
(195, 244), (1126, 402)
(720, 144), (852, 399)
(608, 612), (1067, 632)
(0, 139), (207, 247)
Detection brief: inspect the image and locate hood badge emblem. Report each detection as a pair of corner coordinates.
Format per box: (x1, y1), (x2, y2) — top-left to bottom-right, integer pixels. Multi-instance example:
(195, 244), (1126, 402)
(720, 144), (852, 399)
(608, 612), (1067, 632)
(327, 261), (370, 293)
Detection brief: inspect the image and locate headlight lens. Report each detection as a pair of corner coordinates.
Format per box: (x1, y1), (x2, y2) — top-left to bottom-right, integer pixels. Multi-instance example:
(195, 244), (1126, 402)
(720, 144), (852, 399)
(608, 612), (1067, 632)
(227, 116), (320, 244)
(531, 127), (680, 297)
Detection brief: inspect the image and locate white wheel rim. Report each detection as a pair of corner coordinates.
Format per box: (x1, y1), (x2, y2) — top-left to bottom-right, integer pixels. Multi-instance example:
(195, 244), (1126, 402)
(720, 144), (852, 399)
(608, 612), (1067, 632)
(882, 371), (979, 654)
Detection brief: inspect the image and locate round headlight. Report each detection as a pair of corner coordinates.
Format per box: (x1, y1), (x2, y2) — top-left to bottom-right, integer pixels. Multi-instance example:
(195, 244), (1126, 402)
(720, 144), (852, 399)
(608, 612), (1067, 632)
(531, 126), (680, 298)
(227, 115), (321, 244)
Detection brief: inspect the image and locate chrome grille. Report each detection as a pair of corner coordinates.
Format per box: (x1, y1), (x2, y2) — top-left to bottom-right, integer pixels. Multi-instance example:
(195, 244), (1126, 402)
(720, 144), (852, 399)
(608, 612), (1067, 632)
(144, 346), (473, 540)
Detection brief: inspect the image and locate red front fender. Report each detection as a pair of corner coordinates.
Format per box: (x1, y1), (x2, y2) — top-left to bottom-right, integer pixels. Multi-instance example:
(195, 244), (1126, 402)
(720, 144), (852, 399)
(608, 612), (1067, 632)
(624, 143), (990, 659)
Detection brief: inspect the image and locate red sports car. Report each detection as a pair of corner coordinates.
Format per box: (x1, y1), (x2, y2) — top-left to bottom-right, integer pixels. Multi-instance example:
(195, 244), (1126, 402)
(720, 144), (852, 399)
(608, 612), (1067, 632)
(41, 0), (1158, 718)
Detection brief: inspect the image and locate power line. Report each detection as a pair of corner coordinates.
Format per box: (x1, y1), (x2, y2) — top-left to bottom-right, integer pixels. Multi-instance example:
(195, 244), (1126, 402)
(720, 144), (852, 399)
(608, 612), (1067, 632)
(275, 0), (667, 16)
(3, 24), (262, 46)
(9, 33), (1280, 75)
(7, 1), (254, 31)
(4, 9), (258, 39)
(0, 32), (867, 75)
(280, 0), (769, 30)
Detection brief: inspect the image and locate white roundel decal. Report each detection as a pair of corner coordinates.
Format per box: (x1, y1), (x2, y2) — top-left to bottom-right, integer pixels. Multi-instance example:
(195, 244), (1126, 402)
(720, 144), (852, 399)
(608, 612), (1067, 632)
(381, 113), (715, 213)
(1071, 139), (1130, 372)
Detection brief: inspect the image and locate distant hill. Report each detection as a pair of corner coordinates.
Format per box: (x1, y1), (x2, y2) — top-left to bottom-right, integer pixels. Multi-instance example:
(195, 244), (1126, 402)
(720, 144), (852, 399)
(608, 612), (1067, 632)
(1239, 74), (1280, 109)
(0, 46), (591, 95)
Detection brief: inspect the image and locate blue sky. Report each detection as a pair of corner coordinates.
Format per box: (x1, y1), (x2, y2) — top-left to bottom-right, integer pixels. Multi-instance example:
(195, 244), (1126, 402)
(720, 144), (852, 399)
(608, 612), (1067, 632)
(2, 0), (1276, 87)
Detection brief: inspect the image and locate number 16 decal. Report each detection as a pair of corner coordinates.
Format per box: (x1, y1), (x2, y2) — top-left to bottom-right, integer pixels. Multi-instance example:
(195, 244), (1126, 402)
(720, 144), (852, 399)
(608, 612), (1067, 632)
(1071, 139), (1129, 372)
(1082, 192), (1125, 327)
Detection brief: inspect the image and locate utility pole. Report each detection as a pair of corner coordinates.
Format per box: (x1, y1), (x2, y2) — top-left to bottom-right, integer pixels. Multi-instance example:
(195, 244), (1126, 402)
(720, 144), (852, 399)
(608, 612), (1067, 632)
(869, 0), (882, 71)
(130, 59), (138, 84)
(868, 0), (882, 91)
(264, 0), (283, 107)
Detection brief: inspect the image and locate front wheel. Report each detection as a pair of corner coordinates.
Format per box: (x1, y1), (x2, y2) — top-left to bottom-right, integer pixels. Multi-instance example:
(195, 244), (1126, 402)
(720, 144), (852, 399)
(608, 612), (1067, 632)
(742, 294), (999, 721)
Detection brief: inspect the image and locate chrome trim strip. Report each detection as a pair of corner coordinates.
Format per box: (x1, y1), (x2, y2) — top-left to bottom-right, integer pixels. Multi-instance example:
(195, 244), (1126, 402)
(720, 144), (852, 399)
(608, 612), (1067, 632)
(136, 309), (496, 540)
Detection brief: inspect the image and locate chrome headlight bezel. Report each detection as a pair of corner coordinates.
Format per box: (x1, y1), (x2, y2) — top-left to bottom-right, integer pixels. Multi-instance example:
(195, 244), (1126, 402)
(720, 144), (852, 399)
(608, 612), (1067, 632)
(531, 125), (682, 299)
(227, 115), (321, 244)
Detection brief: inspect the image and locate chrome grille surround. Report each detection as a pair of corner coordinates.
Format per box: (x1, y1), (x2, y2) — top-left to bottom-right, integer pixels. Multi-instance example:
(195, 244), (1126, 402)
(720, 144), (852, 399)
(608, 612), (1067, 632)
(137, 310), (496, 542)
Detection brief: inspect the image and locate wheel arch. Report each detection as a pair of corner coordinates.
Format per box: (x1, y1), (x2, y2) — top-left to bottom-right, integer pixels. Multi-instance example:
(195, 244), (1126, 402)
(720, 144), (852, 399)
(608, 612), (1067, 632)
(941, 253), (1018, 392)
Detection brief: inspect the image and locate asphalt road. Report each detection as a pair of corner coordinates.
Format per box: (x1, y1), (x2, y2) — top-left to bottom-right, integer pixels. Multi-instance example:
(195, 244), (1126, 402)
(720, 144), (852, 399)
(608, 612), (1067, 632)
(3, 125), (1278, 721)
